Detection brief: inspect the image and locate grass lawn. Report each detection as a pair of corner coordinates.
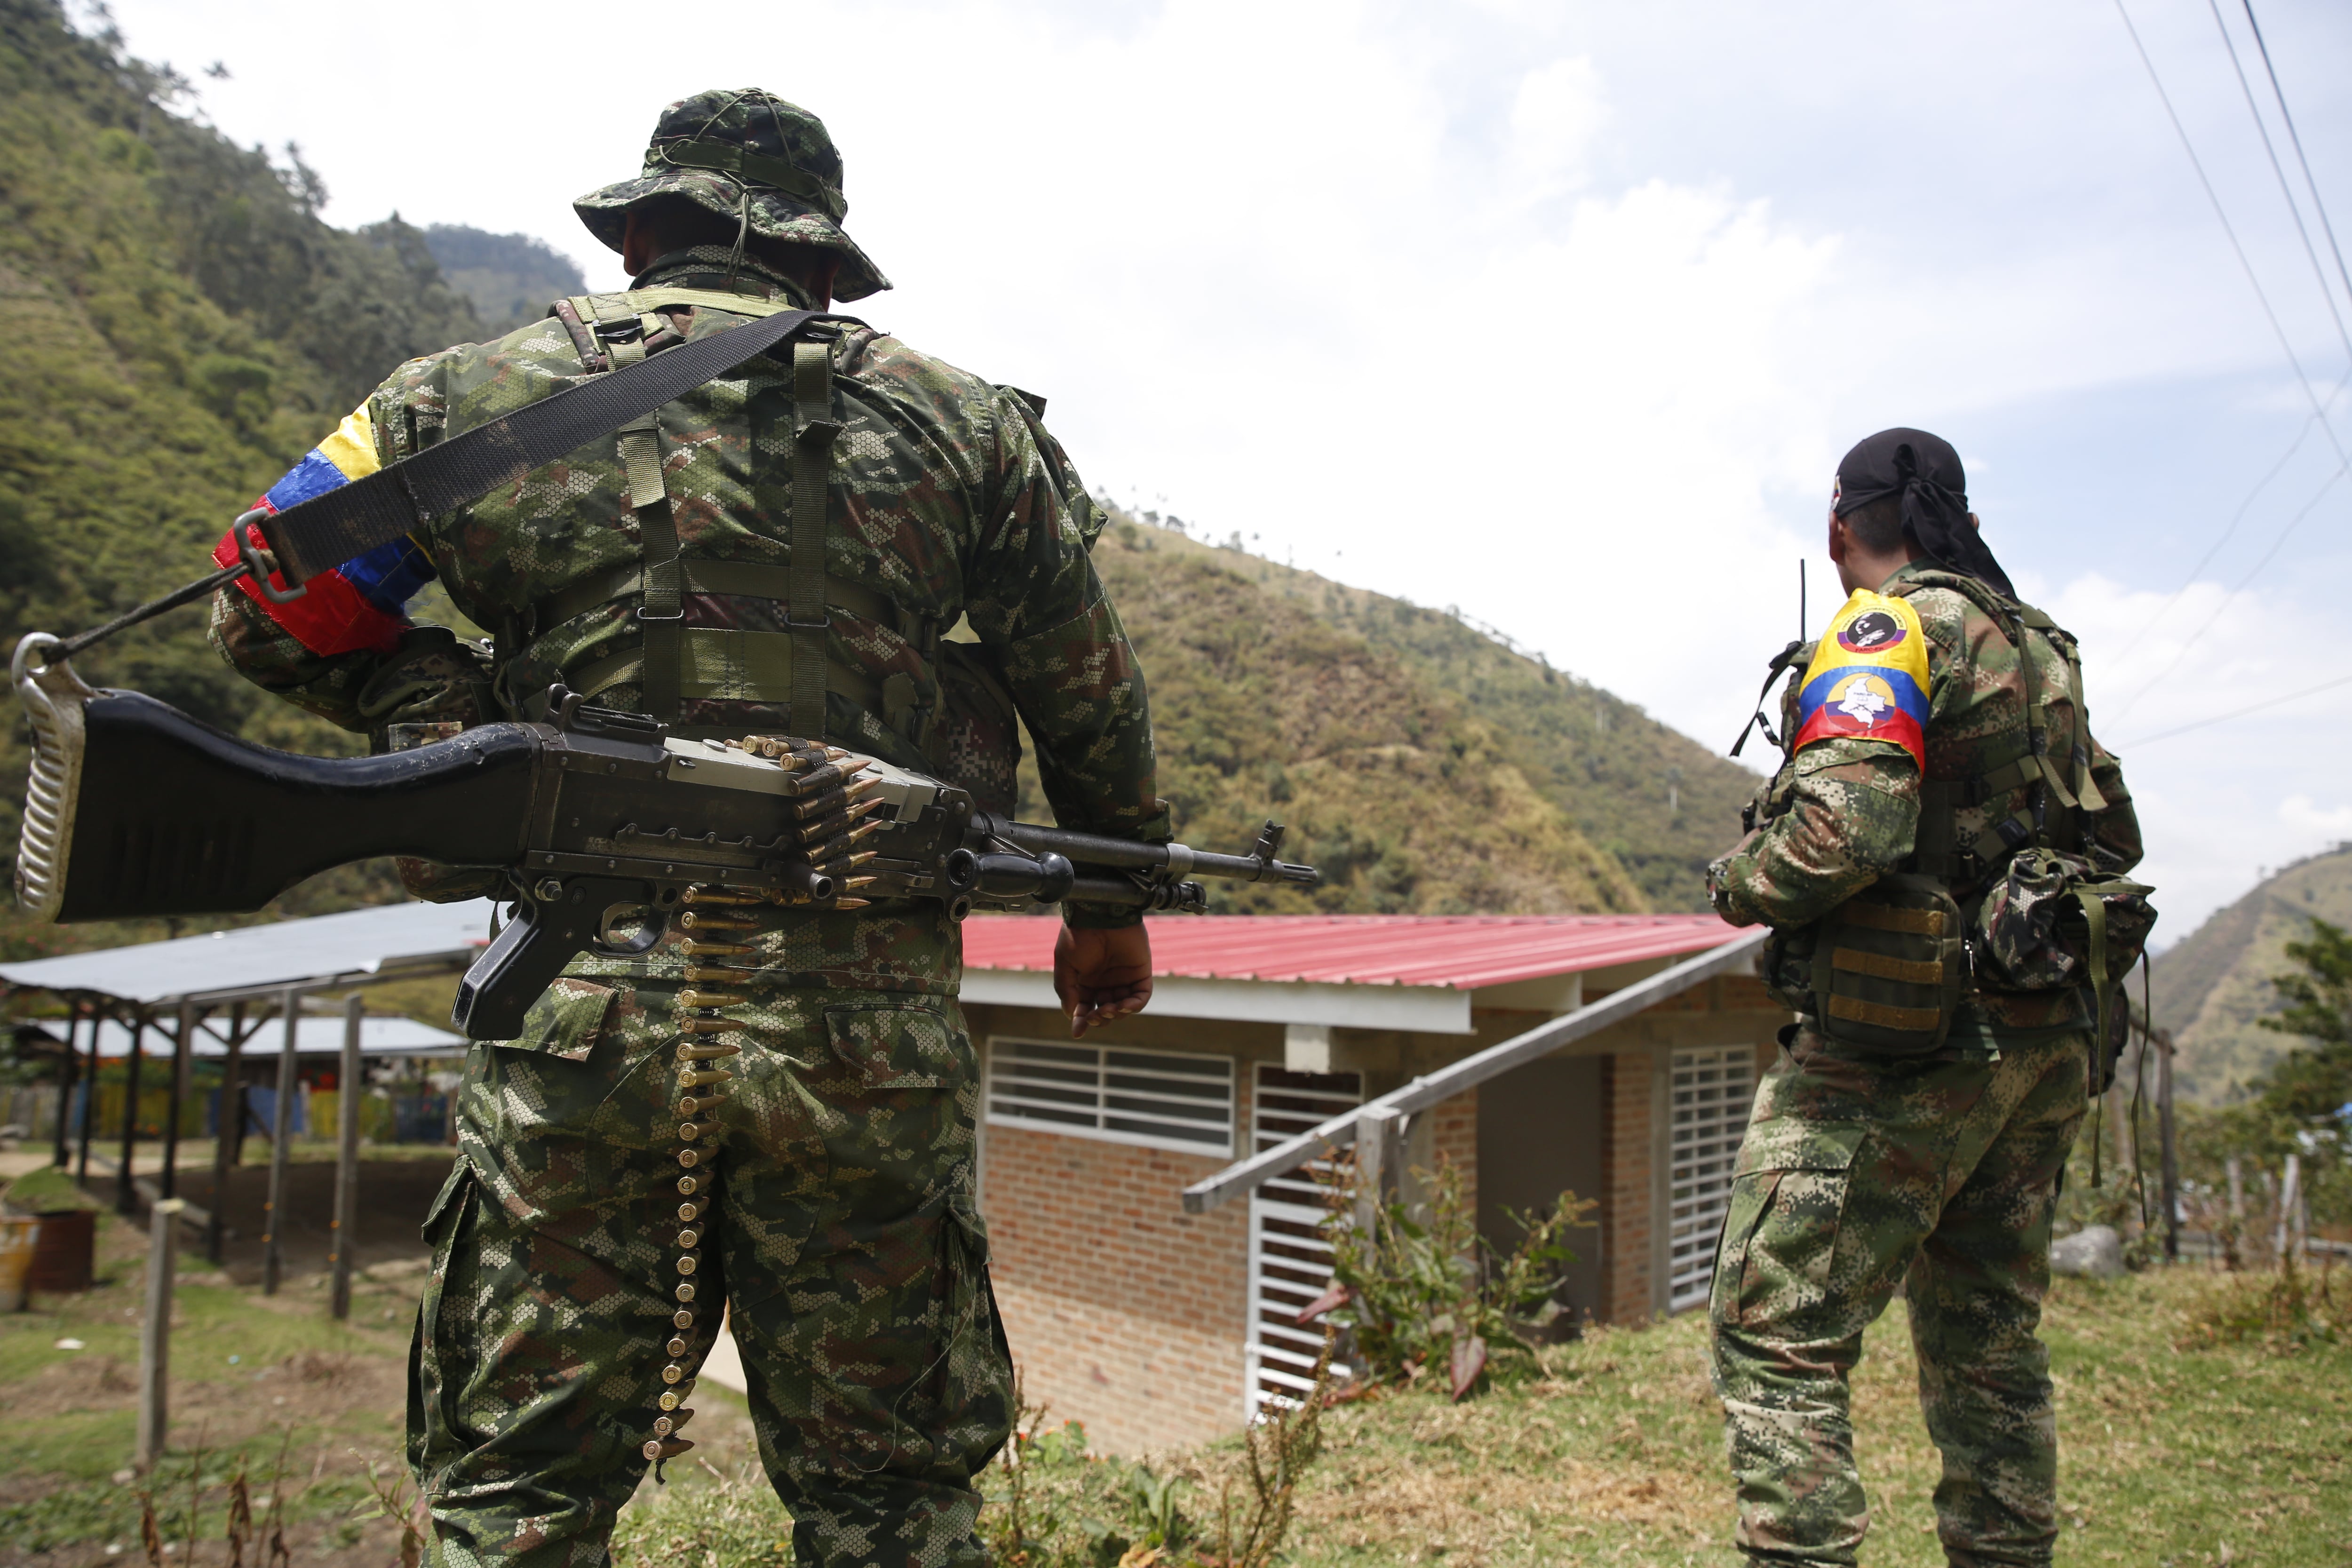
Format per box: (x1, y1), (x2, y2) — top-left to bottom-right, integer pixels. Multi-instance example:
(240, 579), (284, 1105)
(6, 1207), (2344, 1567)
(0, 1209), (426, 1567)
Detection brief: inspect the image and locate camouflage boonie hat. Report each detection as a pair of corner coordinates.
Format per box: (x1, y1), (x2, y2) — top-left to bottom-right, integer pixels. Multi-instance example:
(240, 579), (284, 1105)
(574, 89), (891, 301)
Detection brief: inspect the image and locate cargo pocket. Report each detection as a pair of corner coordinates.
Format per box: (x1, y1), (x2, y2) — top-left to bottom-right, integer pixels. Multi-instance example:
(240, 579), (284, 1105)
(936, 1196), (1015, 1472)
(503, 978), (617, 1062)
(823, 1004), (960, 1090)
(1714, 1120), (1866, 1328)
(409, 1160), (481, 1483)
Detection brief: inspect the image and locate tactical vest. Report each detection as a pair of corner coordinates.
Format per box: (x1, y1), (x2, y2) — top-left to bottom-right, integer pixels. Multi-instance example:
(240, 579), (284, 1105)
(478, 286), (1035, 816)
(1751, 569), (2148, 1057)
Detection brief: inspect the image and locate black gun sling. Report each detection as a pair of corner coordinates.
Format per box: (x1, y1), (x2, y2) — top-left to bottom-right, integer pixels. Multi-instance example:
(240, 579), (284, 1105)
(253, 298), (856, 594)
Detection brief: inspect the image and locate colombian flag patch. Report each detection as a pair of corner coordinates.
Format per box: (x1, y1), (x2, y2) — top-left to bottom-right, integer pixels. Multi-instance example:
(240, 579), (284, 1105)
(1792, 589), (1929, 769)
(211, 406), (435, 657)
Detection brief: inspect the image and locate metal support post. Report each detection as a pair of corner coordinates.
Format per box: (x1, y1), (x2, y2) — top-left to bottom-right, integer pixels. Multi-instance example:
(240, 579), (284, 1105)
(51, 1000), (82, 1168)
(160, 1000), (195, 1200)
(76, 1004), (96, 1184)
(137, 1198), (185, 1472)
(207, 1007), (244, 1265)
(261, 989), (300, 1295)
(117, 1008), (148, 1214)
(2156, 1028), (2179, 1263)
(329, 995), (363, 1321)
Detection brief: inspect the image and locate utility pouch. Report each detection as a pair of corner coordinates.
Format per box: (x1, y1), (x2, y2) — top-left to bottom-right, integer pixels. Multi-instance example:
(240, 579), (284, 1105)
(1971, 847), (2156, 1089)
(1808, 873), (1967, 1056)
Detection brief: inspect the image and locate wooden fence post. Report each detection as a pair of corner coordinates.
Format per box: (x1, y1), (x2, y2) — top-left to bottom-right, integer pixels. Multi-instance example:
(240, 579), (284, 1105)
(262, 989), (300, 1296)
(328, 995), (363, 1321)
(137, 1198), (185, 1472)
(1352, 1106), (1405, 1242)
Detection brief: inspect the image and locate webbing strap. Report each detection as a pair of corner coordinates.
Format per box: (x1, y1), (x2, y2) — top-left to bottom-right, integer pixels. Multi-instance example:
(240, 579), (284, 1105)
(1840, 901), (1945, 937)
(570, 287), (808, 324)
(597, 325), (684, 723)
(1827, 993), (1944, 1032)
(567, 628), (878, 710)
(1831, 947), (1946, 986)
(533, 558), (899, 636)
(788, 339), (840, 740)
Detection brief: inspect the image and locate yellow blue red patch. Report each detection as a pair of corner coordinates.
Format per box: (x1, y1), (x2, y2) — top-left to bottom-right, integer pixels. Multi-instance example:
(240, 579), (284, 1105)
(1793, 589), (1930, 768)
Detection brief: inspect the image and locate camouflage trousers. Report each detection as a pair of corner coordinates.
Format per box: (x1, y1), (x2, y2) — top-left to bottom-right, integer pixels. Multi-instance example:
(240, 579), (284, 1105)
(1708, 1025), (2090, 1568)
(407, 977), (1014, 1568)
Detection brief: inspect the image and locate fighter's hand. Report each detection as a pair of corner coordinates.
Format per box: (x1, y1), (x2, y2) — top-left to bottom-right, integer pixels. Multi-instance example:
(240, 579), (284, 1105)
(1054, 923), (1154, 1039)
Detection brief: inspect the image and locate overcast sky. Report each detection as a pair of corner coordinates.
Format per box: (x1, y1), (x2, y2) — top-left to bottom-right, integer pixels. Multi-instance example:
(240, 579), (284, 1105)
(101, 0), (2352, 938)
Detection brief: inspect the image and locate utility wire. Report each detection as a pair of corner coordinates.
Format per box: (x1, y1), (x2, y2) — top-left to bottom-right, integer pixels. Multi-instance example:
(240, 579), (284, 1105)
(2241, 0), (2352, 320)
(2109, 370), (2344, 666)
(2205, 0), (2352, 365)
(2111, 457), (2347, 723)
(2113, 0), (2347, 463)
(2106, 0), (2352, 722)
(2114, 669), (2352, 750)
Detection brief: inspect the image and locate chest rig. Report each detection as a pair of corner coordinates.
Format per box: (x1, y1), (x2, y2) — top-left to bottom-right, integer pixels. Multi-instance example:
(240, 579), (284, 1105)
(525, 287), (935, 747)
(1749, 571), (2114, 1055)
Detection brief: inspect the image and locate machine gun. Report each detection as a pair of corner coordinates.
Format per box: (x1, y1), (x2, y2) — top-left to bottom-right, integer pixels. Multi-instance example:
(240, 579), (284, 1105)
(11, 635), (1318, 1041)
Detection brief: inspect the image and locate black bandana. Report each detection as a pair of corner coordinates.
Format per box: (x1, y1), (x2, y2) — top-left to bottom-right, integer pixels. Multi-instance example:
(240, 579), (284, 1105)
(1832, 427), (2014, 598)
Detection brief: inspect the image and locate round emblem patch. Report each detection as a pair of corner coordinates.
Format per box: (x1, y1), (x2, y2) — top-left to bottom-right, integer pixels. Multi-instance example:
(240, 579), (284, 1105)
(1837, 610), (1906, 653)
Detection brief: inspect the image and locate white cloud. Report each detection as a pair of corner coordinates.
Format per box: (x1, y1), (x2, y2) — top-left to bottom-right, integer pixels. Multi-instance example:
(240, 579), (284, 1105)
(2280, 795), (2352, 840)
(1506, 57), (1607, 198)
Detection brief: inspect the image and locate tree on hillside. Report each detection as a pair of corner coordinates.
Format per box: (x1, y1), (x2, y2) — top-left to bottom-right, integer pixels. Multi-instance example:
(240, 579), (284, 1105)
(2241, 918), (2352, 1229)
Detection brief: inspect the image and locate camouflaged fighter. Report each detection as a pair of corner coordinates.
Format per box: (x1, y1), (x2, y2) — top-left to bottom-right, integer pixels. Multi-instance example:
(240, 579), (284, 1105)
(8, 88), (1314, 1568)
(1704, 428), (2154, 1568)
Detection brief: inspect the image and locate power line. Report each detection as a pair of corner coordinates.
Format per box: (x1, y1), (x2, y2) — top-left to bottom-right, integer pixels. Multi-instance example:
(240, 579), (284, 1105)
(2109, 371), (2344, 666)
(2205, 0), (2352, 366)
(2104, 0), (2352, 718)
(2110, 456), (2347, 723)
(2114, 669), (2352, 750)
(2114, 0), (2348, 464)
(2241, 0), (2352, 319)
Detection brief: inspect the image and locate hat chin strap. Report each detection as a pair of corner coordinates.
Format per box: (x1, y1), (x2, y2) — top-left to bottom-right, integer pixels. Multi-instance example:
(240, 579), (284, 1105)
(725, 177), (751, 293)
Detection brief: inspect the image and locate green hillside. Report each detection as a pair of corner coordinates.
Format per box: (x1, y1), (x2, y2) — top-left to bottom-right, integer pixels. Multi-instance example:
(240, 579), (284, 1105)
(2150, 844), (2352, 1104)
(1035, 517), (1650, 916)
(1092, 514), (1760, 909)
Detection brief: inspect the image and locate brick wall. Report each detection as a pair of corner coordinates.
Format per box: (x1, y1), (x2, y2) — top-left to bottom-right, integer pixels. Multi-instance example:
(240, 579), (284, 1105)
(1425, 1086), (1477, 1217)
(1598, 1051), (1654, 1324)
(980, 1119), (1250, 1453)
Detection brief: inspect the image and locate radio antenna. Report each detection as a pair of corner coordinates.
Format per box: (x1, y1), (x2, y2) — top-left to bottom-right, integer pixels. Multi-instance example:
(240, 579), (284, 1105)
(1799, 559), (1808, 638)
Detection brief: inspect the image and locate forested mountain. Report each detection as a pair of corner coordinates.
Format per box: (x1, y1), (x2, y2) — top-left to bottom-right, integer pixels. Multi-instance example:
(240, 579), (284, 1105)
(0, 0), (1764, 961)
(2150, 845), (2352, 1104)
(422, 225), (586, 335)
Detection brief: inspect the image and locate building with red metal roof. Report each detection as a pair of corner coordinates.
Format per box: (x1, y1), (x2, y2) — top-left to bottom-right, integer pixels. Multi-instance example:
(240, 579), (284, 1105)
(957, 912), (1786, 1454)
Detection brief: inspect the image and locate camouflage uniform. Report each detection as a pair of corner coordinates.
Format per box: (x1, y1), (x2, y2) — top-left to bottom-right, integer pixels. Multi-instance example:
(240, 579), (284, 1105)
(211, 91), (1163, 1568)
(1705, 561), (2142, 1567)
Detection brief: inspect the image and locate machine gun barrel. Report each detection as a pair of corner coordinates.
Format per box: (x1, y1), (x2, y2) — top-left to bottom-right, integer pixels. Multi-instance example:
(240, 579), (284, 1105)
(971, 812), (1320, 889)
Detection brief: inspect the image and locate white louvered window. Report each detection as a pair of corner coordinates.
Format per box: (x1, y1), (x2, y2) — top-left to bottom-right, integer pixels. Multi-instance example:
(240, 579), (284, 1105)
(1247, 1066), (1362, 1415)
(985, 1038), (1235, 1157)
(1667, 1044), (1759, 1313)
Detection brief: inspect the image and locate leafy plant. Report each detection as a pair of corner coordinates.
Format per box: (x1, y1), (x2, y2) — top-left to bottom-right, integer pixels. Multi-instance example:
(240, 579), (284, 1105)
(1306, 1152), (1590, 1399)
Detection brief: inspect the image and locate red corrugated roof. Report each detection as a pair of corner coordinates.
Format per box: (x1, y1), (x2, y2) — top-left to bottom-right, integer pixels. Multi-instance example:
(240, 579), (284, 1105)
(959, 913), (1743, 990)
